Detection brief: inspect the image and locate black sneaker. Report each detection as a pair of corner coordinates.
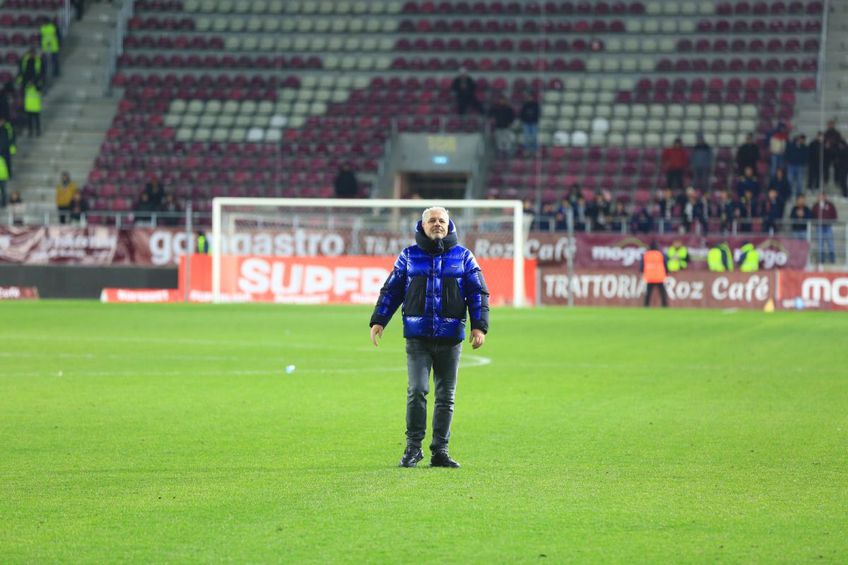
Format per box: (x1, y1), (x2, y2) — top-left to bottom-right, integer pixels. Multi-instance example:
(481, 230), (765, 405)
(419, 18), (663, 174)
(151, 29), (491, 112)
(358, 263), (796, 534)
(430, 450), (461, 468)
(399, 446), (424, 468)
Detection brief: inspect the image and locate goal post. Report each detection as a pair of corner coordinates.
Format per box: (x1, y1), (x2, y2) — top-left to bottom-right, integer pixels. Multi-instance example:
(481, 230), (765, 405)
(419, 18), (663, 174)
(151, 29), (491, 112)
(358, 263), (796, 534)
(211, 197), (526, 306)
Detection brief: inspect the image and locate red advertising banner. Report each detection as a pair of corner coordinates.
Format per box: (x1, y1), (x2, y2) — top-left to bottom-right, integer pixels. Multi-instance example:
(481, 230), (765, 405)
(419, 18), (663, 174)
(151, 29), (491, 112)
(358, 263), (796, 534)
(0, 286), (39, 300)
(175, 254), (536, 305)
(776, 271), (848, 311)
(0, 226), (810, 271)
(539, 267), (775, 309)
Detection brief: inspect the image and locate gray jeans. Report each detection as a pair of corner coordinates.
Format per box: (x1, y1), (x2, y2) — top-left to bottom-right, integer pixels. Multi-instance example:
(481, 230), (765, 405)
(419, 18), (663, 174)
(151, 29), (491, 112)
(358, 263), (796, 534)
(405, 338), (462, 452)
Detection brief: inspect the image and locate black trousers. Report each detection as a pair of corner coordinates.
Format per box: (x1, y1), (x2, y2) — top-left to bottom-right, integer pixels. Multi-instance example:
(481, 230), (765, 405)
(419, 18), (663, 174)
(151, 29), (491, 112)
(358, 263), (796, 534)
(457, 96), (484, 115)
(405, 338), (462, 453)
(26, 112), (41, 136)
(644, 282), (668, 307)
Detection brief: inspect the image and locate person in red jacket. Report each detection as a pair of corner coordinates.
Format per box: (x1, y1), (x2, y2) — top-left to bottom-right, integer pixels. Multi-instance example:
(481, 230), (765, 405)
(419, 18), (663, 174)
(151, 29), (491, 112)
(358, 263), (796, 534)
(662, 138), (689, 190)
(641, 241), (669, 307)
(811, 192), (838, 263)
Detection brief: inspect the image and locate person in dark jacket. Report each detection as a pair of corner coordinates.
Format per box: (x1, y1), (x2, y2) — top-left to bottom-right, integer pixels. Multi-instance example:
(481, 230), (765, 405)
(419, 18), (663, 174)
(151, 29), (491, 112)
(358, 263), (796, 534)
(370, 206), (489, 469)
(143, 176), (165, 208)
(489, 94), (515, 157)
(735, 133), (760, 175)
(736, 166), (761, 200)
(761, 188), (783, 234)
(784, 134), (808, 196)
(768, 167), (791, 207)
(450, 69), (484, 115)
(788, 194), (812, 239)
(333, 163), (360, 198)
(519, 91), (540, 153)
(691, 134), (713, 191)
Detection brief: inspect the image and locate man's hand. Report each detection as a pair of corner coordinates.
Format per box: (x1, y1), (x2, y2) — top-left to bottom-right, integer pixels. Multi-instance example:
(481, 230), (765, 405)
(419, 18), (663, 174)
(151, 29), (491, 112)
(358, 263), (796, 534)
(370, 324), (384, 347)
(470, 329), (485, 349)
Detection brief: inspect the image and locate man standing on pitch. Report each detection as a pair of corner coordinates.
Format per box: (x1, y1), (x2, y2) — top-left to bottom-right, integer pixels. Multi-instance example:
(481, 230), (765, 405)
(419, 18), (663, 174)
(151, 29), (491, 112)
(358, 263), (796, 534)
(369, 207), (489, 468)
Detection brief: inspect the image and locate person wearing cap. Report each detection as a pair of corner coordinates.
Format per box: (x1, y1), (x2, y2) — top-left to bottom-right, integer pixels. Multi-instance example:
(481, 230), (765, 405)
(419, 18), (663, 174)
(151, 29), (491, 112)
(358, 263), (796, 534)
(369, 206), (489, 469)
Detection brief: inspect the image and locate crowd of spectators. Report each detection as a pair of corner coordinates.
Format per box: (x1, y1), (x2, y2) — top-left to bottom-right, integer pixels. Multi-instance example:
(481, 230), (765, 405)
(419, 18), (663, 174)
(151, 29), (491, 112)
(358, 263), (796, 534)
(133, 176), (182, 225)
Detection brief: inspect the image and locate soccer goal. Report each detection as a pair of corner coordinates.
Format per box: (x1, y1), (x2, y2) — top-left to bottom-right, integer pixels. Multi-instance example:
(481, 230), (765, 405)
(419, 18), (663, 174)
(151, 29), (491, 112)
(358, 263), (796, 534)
(210, 197), (528, 306)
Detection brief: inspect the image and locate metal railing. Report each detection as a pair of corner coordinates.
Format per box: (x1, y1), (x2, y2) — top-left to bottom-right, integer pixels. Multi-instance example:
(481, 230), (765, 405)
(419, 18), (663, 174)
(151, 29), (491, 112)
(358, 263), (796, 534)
(104, 0), (134, 95)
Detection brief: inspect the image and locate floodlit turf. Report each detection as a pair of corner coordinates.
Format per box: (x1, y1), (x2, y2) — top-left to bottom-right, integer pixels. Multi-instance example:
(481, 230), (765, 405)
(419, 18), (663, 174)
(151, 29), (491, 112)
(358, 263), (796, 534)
(1, 301), (846, 563)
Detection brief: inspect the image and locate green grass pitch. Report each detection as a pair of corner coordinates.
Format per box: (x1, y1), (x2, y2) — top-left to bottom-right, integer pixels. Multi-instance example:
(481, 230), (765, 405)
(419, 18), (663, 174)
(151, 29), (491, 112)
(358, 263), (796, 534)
(1, 301), (846, 563)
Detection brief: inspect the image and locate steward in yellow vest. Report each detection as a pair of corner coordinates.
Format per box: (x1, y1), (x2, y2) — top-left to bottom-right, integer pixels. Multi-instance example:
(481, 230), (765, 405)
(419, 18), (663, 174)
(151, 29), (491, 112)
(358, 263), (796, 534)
(40, 19), (60, 78)
(666, 240), (689, 271)
(24, 83), (42, 137)
(707, 242), (734, 272)
(738, 242), (760, 272)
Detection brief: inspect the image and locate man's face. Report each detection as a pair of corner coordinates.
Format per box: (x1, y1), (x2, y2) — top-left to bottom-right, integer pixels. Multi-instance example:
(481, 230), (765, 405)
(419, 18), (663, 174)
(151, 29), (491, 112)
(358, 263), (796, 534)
(423, 209), (449, 240)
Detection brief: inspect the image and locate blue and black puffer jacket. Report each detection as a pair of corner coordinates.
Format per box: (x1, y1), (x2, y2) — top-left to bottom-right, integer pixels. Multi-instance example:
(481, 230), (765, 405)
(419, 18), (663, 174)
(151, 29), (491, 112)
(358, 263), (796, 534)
(369, 219), (489, 342)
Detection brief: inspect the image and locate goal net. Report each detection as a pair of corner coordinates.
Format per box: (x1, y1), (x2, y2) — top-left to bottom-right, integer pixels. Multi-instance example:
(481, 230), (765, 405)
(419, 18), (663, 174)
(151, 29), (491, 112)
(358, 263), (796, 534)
(210, 197), (528, 306)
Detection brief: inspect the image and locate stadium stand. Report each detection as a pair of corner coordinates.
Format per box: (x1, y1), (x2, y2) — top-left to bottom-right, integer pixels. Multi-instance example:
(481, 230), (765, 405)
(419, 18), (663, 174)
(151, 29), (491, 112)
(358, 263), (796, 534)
(82, 0), (824, 225)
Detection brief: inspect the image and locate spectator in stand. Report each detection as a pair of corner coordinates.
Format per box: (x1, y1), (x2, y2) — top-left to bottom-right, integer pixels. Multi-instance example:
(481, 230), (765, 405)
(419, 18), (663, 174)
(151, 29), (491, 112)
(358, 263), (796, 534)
(654, 189), (670, 223)
(768, 122), (789, 176)
(681, 187), (709, 234)
(823, 119), (842, 187)
(735, 133), (760, 175)
(488, 94), (515, 158)
(134, 192), (157, 225)
(55, 172), (76, 224)
(23, 82), (42, 137)
(716, 190), (738, 234)
(451, 68), (484, 115)
(807, 132), (823, 190)
(661, 138), (688, 190)
(788, 194), (813, 240)
(784, 134), (808, 196)
(736, 166), (760, 200)
(160, 193), (181, 226)
(333, 163), (360, 198)
(8, 190), (24, 225)
(68, 192), (88, 224)
(518, 91), (540, 153)
(0, 116), (14, 180)
(738, 188), (760, 233)
(522, 197), (537, 229)
(762, 189), (784, 234)
(573, 194), (588, 231)
(768, 167), (791, 209)
(691, 134), (713, 192)
(631, 207), (654, 234)
(811, 192), (838, 264)
(587, 191), (611, 231)
(566, 183), (581, 207)
(143, 176), (165, 208)
(610, 200), (629, 232)
(834, 138), (848, 197)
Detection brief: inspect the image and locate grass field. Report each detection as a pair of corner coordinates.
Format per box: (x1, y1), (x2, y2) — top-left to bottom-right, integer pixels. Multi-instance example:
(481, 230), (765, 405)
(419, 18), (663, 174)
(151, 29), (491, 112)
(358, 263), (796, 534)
(1, 301), (846, 563)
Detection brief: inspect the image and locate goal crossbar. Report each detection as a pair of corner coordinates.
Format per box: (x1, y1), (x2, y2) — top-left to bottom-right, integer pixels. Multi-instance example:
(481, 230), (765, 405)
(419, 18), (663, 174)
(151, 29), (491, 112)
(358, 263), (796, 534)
(211, 197), (525, 306)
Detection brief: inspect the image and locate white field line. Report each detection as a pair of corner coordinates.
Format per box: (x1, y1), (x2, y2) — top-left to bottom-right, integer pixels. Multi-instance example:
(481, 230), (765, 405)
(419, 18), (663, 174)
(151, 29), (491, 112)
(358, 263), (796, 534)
(0, 352), (492, 377)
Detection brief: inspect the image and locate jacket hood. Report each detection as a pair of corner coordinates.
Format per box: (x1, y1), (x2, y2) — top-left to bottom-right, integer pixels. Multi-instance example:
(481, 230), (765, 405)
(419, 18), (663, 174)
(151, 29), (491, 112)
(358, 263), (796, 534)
(415, 219), (458, 255)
